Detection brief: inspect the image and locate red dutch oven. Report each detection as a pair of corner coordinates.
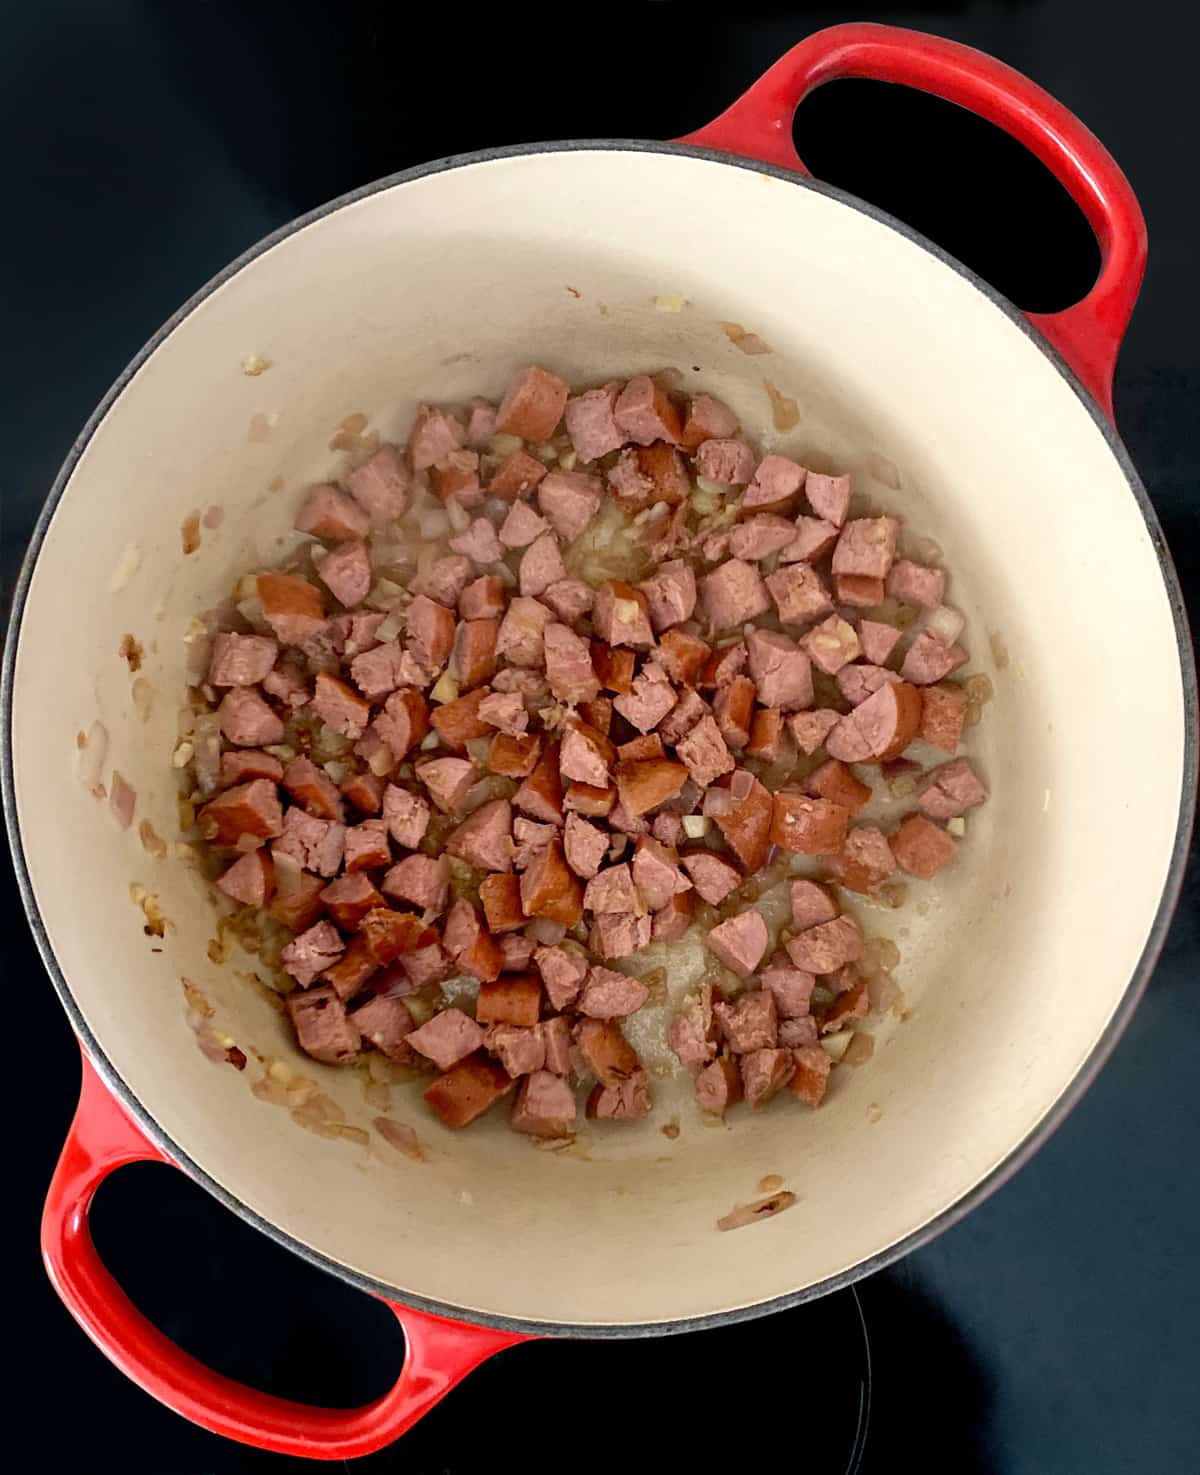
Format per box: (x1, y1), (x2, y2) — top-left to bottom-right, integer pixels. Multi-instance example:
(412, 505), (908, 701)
(5, 23), (1195, 1459)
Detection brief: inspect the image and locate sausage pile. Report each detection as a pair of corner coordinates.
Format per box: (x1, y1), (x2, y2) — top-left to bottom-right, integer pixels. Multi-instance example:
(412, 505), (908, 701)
(186, 365), (988, 1137)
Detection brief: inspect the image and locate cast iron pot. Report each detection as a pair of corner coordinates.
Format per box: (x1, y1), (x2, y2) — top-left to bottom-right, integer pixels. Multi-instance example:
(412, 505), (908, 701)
(4, 23), (1195, 1460)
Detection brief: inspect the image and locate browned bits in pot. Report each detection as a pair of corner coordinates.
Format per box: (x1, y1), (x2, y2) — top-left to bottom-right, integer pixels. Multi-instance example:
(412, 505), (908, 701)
(720, 321), (772, 355)
(717, 1190), (798, 1232)
(118, 633), (143, 672)
(763, 379), (799, 432)
(181, 511), (201, 555)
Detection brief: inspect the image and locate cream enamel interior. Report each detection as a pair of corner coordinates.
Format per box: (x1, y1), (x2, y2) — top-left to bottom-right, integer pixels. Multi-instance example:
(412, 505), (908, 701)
(10, 148), (1187, 1328)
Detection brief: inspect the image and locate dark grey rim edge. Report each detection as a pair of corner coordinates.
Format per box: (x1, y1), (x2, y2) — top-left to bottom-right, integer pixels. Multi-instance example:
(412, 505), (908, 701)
(3, 138), (1196, 1343)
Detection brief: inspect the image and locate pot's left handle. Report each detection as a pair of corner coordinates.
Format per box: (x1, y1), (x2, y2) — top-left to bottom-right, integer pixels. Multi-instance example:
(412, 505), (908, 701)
(42, 1051), (528, 1460)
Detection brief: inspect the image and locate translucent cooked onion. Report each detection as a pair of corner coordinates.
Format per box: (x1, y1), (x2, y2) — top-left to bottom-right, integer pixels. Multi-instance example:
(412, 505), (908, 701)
(191, 713), (222, 795)
(417, 507), (450, 541)
(925, 604), (965, 644)
(273, 850), (304, 899)
(446, 498), (471, 533)
(76, 720), (109, 788)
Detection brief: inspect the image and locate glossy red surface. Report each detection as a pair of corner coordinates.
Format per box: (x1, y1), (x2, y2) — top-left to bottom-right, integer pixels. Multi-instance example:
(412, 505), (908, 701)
(678, 22), (1146, 421)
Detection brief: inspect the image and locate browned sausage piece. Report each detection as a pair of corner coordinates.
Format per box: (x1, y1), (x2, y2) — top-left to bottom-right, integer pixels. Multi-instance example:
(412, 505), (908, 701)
(892, 814), (959, 879)
(577, 1018), (641, 1085)
(519, 838), (584, 927)
(825, 681), (922, 764)
(424, 1052), (513, 1128)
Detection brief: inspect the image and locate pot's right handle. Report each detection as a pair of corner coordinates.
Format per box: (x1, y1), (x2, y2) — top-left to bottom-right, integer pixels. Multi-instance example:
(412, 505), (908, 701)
(677, 22), (1147, 422)
(42, 1051), (527, 1461)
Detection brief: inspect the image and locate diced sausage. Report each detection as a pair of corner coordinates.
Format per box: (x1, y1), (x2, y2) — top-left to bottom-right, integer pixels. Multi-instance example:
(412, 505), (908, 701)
(496, 595), (553, 667)
(476, 691), (527, 737)
(836, 664), (901, 707)
(405, 594), (456, 673)
(519, 531), (566, 599)
(579, 695), (613, 736)
(803, 615), (862, 676)
(613, 375), (682, 445)
(383, 784), (431, 848)
(656, 629), (711, 686)
(713, 675), (755, 749)
(382, 853), (451, 912)
(563, 812), (610, 879)
(208, 632), (279, 687)
(347, 444), (411, 525)
(318, 538), (372, 607)
(564, 782), (616, 818)
(408, 403), (466, 471)
(652, 888), (695, 941)
(460, 574), (506, 621)
(282, 755), (344, 821)
(701, 558), (771, 631)
(825, 680), (922, 763)
(858, 619), (902, 666)
(479, 872), (526, 934)
(499, 932), (536, 973)
(219, 748), (285, 787)
(578, 965), (649, 1019)
(826, 824), (896, 893)
(681, 392), (739, 448)
(464, 399), (497, 449)
(258, 573), (325, 645)
(431, 451), (484, 504)
(359, 908), (430, 963)
(892, 813), (960, 878)
(511, 1069), (577, 1136)
(607, 447), (655, 510)
(618, 734), (665, 762)
(788, 708), (841, 756)
(477, 972), (543, 1027)
(746, 628), (813, 711)
(282, 920), (345, 986)
(324, 937), (384, 1006)
(582, 862), (639, 914)
(374, 688), (431, 759)
(320, 873), (386, 930)
(780, 516), (839, 564)
(835, 574), (885, 607)
(343, 817), (392, 871)
(614, 758), (688, 816)
(519, 838), (583, 927)
(919, 683), (968, 754)
(789, 878), (839, 930)
(535, 944), (589, 1011)
(217, 850), (275, 908)
(656, 688), (711, 748)
(706, 908), (769, 978)
(770, 792), (849, 855)
(577, 1017), (640, 1085)
(613, 665), (677, 733)
(672, 714), (732, 788)
(804, 472), (851, 527)
(779, 1016), (818, 1048)
(740, 1048), (795, 1108)
(311, 671), (371, 740)
(742, 454), (805, 512)
(631, 835), (690, 911)
(445, 796), (514, 873)
(514, 741), (564, 824)
(681, 851), (740, 906)
(341, 770), (384, 816)
(712, 770), (774, 874)
(761, 958), (816, 1019)
(587, 1072), (653, 1121)
(537, 470), (603, 541)
(490, 732), (542, 778)
(564, 382), (625, 462)
(695, 1055), (743, 1114)
(540, 1016), (573, 1075)
(638, 560), (696, 633)
(831, 517), (899, 579)
(746, 707), (784, 762)
(806, 758), (871, 816)
(443, 897), (504, 980)
(822, 980), (869, 1033)
(786, 915), (863, 973)
(716, 989), (778, 1054)
(495, 365), (570, 442)
(449, 517), (503, 567)
(449, 620), (499, 690)
(589, 912), (651, 959)
(296, 483), (371, 542)
(349, 641), (408, 701)
(416, 756), (478, 813)
(668, 985), (716, 1070)
(589, 642), (635, 696)
(489, 449), (548, 501)
(351, 996), (415, 1060)
(788, 1044), (832, 1105)
(543, 623), (601, 705)
(421, 554), (475, 610)
(424, 1052), (513, 1129)
(900, 630), (968, 684)
(695, 437), (755, 485)
(287, 987), (361, 1065)
(729, 514), (801, 562)
(217, 688), (284, 747)
(268, 871), (325, 932)
(498, 500), (550, 549)
(592, 581), (654, 648)
(918, 758), (987, 820)
(887, 559), (945, 609)
(764, 563), (834, 625)
(631, 443), (688, 508)
(275, 807), (346, 876)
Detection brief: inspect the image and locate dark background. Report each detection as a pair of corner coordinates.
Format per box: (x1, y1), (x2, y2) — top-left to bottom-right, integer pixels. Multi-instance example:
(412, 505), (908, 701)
(4, 2), (1198, 1471)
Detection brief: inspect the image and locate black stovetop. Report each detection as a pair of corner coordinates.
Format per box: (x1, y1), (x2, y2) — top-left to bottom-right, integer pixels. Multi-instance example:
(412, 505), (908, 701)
(4, 3), (1198, 1471)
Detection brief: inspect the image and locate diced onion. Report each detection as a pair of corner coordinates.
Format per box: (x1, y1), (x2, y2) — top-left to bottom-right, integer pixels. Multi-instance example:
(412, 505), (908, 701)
(488, 433), (524, 458)
(682, 815), (711, 837)
(821, 1030), (854, 1062)
(76, 720), (109, 788)
(947, 816), (966, 837)
(430, 672), (459, 703)
(417, 507), (450, 540)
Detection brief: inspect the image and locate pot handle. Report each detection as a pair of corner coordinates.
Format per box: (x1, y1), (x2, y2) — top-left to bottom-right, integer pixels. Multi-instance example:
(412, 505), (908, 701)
(41, 1051), (527, 1460)
(676, 21), (1146, 421)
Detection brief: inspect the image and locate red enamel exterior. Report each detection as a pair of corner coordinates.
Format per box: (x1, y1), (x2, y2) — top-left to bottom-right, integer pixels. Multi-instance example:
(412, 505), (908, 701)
(40, 23), (1146, 1457)
(678, 22), (1147, 422)
(41, 1051), (527, 1461)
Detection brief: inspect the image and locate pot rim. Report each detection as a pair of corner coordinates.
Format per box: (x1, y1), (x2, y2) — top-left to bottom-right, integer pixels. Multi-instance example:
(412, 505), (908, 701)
(4, 138), (1196, 1339)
